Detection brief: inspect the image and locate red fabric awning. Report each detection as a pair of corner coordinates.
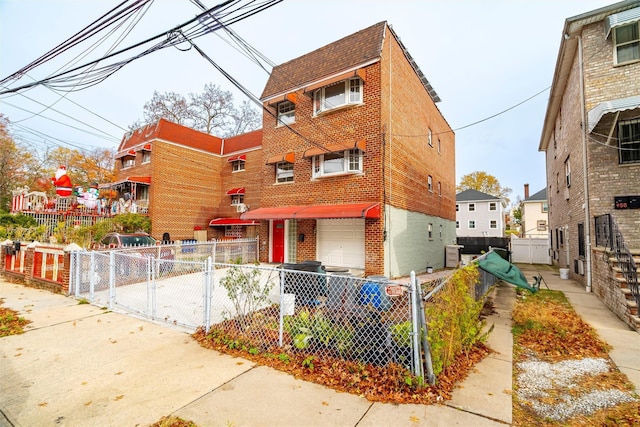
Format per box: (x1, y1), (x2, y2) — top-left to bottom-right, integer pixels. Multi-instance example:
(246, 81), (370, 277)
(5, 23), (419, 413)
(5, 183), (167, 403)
(209, 218), (259, 226)
(142, 143), (151, 151)
(226, 187), (245, 195)
(266, 152), (295, 164)
(115, 149), (137, 159)
(303, 139), (366, 158)
(241, 203), (380, 220)
(227, 154), (247, 162)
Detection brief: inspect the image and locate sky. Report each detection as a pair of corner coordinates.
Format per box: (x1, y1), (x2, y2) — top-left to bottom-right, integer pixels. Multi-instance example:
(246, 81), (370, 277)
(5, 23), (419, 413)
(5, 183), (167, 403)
(0, 0), (620, 206)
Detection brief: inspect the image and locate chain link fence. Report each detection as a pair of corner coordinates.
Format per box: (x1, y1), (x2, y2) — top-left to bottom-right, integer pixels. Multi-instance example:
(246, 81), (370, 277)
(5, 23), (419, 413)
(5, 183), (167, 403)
(70, 242), (498, 380)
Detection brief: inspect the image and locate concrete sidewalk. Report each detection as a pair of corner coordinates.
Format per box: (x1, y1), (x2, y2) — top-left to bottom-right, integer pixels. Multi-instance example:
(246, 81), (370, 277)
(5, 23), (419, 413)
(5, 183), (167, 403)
(0, 278), (510, 427)
(1, 265), (637, 427)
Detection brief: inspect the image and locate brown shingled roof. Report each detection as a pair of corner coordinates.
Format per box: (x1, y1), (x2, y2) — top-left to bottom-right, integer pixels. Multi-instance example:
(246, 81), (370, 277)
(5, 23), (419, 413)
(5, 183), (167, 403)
(260, 21), (387, 100)
(117, 118), (223, 154)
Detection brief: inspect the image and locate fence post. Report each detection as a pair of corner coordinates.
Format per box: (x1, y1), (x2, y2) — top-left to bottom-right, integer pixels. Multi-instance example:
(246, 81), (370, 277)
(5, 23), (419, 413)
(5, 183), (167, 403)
(109, 251), (115, 310)
(147, 256), (154, 319)
(74, 251), (81, 297)
(278, 267), (286, 348)
(416, 273), (436, 385)
(89, 251), (96, 301)
(410, 272), (422, 377)
(204, 257), (213, 333)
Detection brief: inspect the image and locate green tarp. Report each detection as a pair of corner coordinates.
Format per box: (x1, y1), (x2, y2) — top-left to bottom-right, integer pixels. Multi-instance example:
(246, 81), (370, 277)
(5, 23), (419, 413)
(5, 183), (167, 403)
(477, 251), (537, 293)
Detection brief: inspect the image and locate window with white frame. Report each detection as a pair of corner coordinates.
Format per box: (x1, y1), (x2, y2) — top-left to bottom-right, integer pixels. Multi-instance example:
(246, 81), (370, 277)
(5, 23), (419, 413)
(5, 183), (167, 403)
(468, 220), (476, 229)
(619, 119), (640, 164)
(565, 157), (571, 187)
(489, 202), (497, 211)
(312, 149), (362, 178)
(313, 78), (363, 114)
(490, 220), (497, 229)
(276, 161), (294, 183)
(137, 185), (149, 202)
(427, 175), (433, 192)
(232, 159), (245, 172)
(231, 195), (244, 205)
(142, 151), (151, 164)
(277, 101), (295, 126)
(468, 203), (475, 212)
(122, 158), (135, 169)
(542, 201), (549, 212)
(614, 21), (640, 65)
(428, 223), (433, 239)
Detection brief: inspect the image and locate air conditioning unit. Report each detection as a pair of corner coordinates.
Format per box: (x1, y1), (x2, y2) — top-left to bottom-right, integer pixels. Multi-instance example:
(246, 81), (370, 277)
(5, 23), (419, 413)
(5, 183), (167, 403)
(578, 259), (585, 275)
(564, 187), (570, 200)
(236, 204), (247, 213)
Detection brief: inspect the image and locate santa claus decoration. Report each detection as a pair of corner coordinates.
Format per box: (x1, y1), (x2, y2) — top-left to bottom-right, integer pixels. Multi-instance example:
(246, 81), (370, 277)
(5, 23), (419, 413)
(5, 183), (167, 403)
(52, 165), (73, 197)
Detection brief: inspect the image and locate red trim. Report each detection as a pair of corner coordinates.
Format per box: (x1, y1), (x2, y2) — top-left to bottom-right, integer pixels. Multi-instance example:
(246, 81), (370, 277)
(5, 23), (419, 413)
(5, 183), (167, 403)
(209, 218), (259, 226)
(226, 187), (245, 195)
(142, 143), (152, 151)
(227, 154), (247, 162)
(241, 203), (380, 220)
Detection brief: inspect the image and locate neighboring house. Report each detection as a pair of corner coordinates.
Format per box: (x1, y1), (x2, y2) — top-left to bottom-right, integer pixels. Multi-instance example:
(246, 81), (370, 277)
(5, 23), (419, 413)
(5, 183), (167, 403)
(241, 21), (456, 277)
(107, 119), (262, 241)
(521, 185), (548, 238)
(455, 189), (505, 238)
(538, 1), (640, 329)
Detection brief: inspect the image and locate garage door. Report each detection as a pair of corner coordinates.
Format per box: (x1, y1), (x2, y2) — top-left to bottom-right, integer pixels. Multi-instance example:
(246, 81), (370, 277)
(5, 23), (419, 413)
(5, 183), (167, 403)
(316, 219), (365, 268)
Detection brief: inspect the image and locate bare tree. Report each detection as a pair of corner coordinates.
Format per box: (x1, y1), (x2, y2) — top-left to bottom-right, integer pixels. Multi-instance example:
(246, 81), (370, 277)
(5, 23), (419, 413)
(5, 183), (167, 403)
(133, 83), (261, 137)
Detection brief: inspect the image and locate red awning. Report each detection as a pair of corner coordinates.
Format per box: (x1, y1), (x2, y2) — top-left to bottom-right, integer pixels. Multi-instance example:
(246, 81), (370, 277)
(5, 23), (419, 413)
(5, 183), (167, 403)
(209, 218), (260, 226)
(227, 154), (246, 162)
(226, 187), (245, 195)
(266, 152), (295, 164)
(303, 139), (366, 158)
(241, 203), (380, 220)
(142, 143), (151, 151)
(115, 149), (137, 159)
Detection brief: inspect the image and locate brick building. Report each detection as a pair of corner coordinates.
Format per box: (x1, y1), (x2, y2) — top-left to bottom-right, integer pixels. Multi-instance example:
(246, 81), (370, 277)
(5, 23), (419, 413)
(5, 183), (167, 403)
(242, 22), (455, 277)
(109, 119), (262, 241)
(539, 1), (640, 328)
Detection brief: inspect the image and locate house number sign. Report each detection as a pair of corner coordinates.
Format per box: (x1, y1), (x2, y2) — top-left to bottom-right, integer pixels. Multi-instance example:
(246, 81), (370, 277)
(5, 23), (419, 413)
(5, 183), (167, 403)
(614, 196), (640, 209)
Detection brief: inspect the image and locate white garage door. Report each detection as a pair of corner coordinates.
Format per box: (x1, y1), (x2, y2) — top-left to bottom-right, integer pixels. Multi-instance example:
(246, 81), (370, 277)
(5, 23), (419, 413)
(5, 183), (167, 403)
(316, 219), (365, 268)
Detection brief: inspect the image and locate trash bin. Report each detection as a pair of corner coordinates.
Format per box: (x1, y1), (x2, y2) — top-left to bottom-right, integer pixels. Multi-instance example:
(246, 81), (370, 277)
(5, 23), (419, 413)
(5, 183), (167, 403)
(281, 262), (324, 306)
(326, 268), (355, 311)
(359, 275), (392, 311)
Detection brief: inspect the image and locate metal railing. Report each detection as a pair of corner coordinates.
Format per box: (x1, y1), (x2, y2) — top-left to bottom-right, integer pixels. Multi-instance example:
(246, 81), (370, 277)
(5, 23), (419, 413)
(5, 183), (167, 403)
(594, 214), (639, 309)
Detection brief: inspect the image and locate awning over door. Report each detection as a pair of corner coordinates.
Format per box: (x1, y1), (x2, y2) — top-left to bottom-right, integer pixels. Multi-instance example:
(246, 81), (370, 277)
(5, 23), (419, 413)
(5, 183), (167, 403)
(209, 218), (260, 226)
(587, 95), (640, 132)
(226, 187), (245, 195)
(241, 202), (380, 220)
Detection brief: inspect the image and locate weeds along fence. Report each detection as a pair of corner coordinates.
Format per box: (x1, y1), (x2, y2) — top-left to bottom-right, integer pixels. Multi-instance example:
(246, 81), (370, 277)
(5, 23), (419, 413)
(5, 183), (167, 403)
(70, 243), (495, 382)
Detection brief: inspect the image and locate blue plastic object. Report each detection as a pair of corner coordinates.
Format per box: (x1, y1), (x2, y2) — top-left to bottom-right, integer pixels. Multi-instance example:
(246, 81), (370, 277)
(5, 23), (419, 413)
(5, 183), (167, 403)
(359, 280), (392, 311)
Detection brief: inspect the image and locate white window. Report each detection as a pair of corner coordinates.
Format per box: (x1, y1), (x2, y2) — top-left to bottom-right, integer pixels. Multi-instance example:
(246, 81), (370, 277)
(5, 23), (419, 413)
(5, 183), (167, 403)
(313, 78), (363, 114)
(232, 160), (245, 172)
(619, 119), (640, 164)
(312, 149), (362, 178)
(427, 128), (433, 147)
(490, 220), (497, 229)
(468, 220), (476, 229)
(142, 151), (151, 164)
(276, 161), (294, 183)
(565, 157), (571, 187)
(489, 202), (497, 211)
(614, 22), (640, 64)
(277, 101), (295, 126)
(428, 223), (433, 239)
(122, 158), (135, 169)
(231, 195), (244, 205)
(537, 220), (547, 231)
(468, 203), (475, 212)
(427, 175), (433, 192)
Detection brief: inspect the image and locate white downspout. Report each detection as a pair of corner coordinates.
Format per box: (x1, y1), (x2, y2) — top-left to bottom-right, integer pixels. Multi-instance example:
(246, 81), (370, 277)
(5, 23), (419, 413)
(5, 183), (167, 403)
(578, 35), (592, 292)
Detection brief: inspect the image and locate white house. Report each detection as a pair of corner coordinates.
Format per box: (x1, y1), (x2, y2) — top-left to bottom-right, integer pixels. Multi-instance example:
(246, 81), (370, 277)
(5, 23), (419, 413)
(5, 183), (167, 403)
(521, 186), (548, 239)
(455, 189), (506, 238)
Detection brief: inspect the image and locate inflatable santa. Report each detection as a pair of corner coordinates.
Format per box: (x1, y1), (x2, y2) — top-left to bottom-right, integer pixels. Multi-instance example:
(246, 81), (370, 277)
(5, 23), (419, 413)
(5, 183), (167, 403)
(52, 166), (73, 197)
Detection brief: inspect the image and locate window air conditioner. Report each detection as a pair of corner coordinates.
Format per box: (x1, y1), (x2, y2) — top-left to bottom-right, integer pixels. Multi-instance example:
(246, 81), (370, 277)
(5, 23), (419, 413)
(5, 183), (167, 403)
(236, 204), (247, 213)
(564, 187), (570, 200)
(578, 259), (584, 275)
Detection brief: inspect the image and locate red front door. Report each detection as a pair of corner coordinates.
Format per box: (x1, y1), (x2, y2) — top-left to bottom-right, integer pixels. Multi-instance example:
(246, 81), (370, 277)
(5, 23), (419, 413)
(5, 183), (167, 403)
(272, 220), (285, 263)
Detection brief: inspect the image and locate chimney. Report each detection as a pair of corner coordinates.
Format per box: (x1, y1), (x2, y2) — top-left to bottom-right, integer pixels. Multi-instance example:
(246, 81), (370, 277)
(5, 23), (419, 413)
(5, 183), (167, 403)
(524, 183), (530, 199)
